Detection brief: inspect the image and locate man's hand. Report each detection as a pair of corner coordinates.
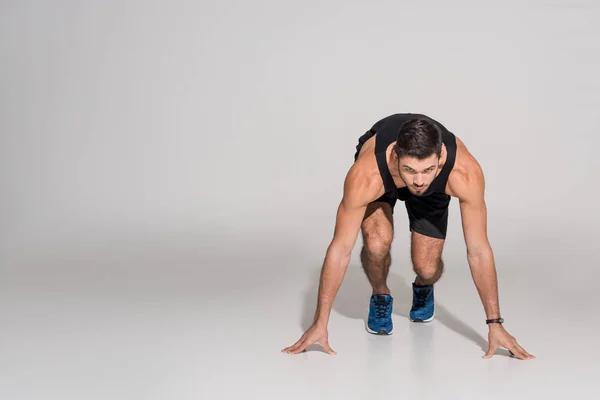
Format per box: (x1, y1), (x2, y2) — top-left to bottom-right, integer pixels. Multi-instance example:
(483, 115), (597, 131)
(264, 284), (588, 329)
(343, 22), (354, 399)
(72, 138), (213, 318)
(282, 323), (336, 355)
(484, 325), (535, 360)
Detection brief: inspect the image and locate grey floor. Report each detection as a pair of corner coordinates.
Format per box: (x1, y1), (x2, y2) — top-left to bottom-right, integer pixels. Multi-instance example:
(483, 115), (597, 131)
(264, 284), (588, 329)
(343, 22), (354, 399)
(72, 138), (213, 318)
(1, 215), (598, 400)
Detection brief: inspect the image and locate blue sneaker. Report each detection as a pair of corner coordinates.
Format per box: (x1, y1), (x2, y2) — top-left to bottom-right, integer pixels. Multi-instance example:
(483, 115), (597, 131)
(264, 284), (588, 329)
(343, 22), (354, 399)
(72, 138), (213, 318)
(367, 294), (393, 335)
(410, 283), (434, 322)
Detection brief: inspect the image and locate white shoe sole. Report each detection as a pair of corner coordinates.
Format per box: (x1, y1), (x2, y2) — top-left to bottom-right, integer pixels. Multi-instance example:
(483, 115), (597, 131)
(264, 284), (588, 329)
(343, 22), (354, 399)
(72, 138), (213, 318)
(366, 320), (393, 335)
(410, 312), (435, 323)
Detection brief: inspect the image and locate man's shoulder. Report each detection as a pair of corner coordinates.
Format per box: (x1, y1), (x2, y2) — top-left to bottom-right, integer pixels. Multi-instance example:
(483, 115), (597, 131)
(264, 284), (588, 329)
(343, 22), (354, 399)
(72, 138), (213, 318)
(447, 137), (485, 200)
(343, 160), (386, 206)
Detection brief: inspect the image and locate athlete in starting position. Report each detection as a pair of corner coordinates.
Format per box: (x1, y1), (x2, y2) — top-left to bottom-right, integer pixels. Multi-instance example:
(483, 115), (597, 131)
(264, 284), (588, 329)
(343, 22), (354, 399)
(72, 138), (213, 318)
(282, 113), (535, 360)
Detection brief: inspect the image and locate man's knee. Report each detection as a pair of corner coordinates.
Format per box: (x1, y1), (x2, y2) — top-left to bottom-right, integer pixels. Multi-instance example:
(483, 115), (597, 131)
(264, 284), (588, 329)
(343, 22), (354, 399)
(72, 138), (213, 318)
(362, 224), (393, 259)
(413, 257), (444, 282)
(361, 229), (393, 260)
(361, 202), (394, 260)
(411, 231), (445, 283)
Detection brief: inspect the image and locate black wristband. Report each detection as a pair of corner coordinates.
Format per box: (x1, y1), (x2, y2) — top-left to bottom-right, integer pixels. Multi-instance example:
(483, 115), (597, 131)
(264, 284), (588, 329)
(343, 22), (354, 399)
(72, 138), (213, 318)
(486, 318), (504, 324)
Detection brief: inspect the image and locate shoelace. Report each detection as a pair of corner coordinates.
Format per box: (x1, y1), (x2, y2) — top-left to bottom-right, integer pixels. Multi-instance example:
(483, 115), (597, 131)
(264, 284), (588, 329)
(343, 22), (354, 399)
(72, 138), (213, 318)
(375, 301), (391, 319)
(413, 290), (429, 309)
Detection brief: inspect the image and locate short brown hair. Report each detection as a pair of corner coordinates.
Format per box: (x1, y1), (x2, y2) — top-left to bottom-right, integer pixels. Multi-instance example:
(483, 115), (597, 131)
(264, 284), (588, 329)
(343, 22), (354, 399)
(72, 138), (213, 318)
(394, 118), (443, 160)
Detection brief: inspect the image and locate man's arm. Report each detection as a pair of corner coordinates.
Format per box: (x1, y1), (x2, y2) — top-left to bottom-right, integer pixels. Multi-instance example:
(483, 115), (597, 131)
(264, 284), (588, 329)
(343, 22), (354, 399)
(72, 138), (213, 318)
(451, 158), (535, 360)
(313, 180), (368, 326)
(453, 162), (500, 320)
(282, 165), (374, 355)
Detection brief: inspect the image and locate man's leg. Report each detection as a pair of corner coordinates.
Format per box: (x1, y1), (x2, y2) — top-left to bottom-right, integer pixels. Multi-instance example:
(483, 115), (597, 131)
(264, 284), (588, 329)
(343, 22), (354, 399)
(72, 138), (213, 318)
(409, 230), (445, 322)
(360, 202), (394, 295)
(401, 190), (450, 322)
(411, 231), (445, 285)
(360, 201), (395, 335)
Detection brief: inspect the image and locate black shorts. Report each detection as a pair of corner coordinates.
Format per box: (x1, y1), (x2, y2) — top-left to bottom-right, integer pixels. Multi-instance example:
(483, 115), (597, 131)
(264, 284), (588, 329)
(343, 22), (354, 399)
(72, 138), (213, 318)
(354, 131), (451, 240)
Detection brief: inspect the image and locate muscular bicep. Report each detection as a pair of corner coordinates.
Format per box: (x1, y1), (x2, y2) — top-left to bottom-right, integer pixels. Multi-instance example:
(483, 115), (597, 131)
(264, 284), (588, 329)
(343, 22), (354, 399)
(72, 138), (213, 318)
(329, 167), (373, 256)
(330, 198), (367, 255)
(459, 197), (491, 257)
(452, 159), (491, 257)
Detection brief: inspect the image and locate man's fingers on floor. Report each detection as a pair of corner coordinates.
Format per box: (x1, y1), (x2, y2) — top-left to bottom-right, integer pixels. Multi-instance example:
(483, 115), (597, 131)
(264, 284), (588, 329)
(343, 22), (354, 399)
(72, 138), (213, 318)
(512, 342), (530, 360)
(290, 344), (308, 354)
(483, 345), (496, 359)
(517, 347), (535, 359)
(507, 344), (527, 360)
(516, 344), (535, 359)
(283, 340), (302, 354)
(289, 340), (309, 354)
(323, 342), (336, 355)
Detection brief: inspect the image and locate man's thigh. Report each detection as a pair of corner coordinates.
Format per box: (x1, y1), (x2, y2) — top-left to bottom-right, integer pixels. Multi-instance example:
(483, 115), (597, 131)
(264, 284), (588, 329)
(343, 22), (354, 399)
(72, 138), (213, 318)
(361, 200), (395, 246)
(411, 230), (445, 264)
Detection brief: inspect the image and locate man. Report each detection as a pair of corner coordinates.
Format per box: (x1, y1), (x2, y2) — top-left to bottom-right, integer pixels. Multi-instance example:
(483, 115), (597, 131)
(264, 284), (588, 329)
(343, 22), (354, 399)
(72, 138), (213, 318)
(282, 113), (535, 360)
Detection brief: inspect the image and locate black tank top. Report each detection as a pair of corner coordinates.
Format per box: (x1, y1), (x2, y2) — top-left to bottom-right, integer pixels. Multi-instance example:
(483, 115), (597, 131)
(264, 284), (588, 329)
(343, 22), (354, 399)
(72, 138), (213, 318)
(370, 113), (457, 197)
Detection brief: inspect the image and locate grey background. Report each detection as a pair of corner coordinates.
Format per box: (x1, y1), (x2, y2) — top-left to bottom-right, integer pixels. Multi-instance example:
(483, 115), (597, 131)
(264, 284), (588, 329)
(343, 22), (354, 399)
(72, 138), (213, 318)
(1, 1), (599, 399)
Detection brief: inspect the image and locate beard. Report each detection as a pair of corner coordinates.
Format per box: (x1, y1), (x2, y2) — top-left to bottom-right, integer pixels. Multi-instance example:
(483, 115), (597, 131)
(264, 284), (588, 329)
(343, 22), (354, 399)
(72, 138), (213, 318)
(400, 176), (428, 196)
(409, 186), (427, 196)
